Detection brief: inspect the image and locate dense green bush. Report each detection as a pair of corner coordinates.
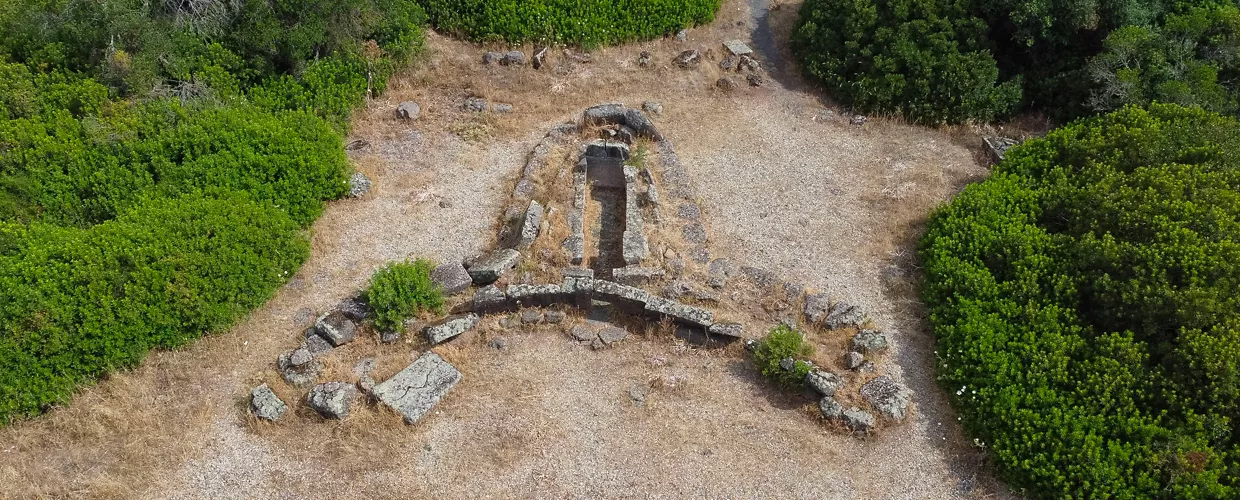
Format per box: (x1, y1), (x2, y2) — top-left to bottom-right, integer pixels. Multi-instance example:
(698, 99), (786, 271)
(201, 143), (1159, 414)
(0, 193), (308, 422)
(365, 259), (444, 333)
(417, 0), (721, 47)
(752, 324), (815, 387)
(920, 103), (1240, 497)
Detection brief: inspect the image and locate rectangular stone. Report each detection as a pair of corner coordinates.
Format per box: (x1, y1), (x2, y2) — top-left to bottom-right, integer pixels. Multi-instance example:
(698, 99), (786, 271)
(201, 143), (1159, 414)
(373, 352), (462, 424)
(593, 280), (648, 312)
(723, 40), (754, 56)
(645, 295), (714, 328)
(506, 283), (563, 306)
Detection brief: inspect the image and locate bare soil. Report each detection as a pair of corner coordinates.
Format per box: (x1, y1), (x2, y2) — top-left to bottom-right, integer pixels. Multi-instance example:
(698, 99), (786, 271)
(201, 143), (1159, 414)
(0, 1), (1019, 498)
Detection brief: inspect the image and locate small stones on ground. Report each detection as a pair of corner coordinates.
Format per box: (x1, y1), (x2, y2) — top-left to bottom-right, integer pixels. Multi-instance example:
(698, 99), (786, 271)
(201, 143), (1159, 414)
(492, 103), (514, 114)
(642, 101), (663, 116)
(845, 351), (866, 370)
(805, 369), (843, 396)
(707, 258), (734, 288)
(396, 101), (420, 120)
(358, 375), (375, 395)
(738, 55), (761, 72)
(851, 114), (868, 127)
(314, 311), (357, 347)
(851, 329), (889, 353)
(629, 383), (647, 407)
(489, 337), (508, 350)
(675, 49), (701, 68)
(804, 293), (831, 323)
(465, 248), (522, 284)
(292, 307), (314, 327)
(372, 352), (462, 424)
(715, 77), (737, 92)
(250, 384), (287, 421)
(597, 326), (629, 347)
(424, 313), (481, 344)
(307, 382), (359, 419)
(860, 375), (913, 421)
(638, 50), (653, 67)
(826, 300), (864, 329)
(483, 51), (504, 64)
(439, 199), (454, 208)
(859, 360), (877, 373)
(675, 29), (688, 41)
(819, 396), (843, 420)
(431, 261), (473, 295)
(347, 171), (371, 198)
(570, 324), (597, 342)
(520, 309), (543, 324)
(723, 40), (753, 57)
(747, 74), (764, 87)
(288, 347), (313, 367)
(719, 55), (736, 70)
(744, 338), (759, 351)
(545, 310), (567, 324)
(380, 329), (401, 344)
(842, 407), (876, 431)
(464, 97), (488, 112)
(501, 50), (526, 65)
(740, 266), (778, 289)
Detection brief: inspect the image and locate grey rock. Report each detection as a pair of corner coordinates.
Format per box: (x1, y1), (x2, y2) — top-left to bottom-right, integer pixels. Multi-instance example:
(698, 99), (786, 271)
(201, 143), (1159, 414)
(644, 183), (660, 207)
(585, 139), (631, 160)
(842, 407), (876, 431)
(562, 235), (585, 265)
(743, 338), (759, 352)
(715, 77), (737, 91)
(708, 322), (744, 338)
(642, 101), (663, 116)
(372, 352), (462, 424)
(471, 284), (509, 312)
(677, 203), (702, 220)
(489, 337), (507, 350)
(861, 375), (913, 421)
(250, 384), (287, 421)
(779, 357), (796, 372)
(859, 360), (877, 373)
(424, 313), (481, 344)
(584, 103), (627, 125)
(591, 338), (606, 350)
(629, 383), (647, 407)
(819, 397), (844, 420)
(738, 55), (761, 72)
(984, 136), (1019, 164)
(515, 200), (544, 249)
(593, 280), (649, 310)
(562, 270), (595, 298)
(464, 97), (488, 112)
(563, 49), (592, 63)
(314, 311), (357, 347)
(683, 223), (707, 244)
(288, 347), (313, 367)
(353, 358), (376, 378)
(851, 329), (888, 353)
(826, 301), (864, 329)
(570, 324), (597, 342)
(661, 280), (693, 299)
(690, 247), (711, 264)
(675, 49), (701, 68)
(358, 375), (375, 395)
(747, 74), (764, 87)
(336, 296), (371, 321)
(466, 248), (522, 284)
(598, 326), (629, 346)
(804, 293), (831, 323)
(302, 332), (333, 355)
(507, 283), (563, 306)
(431, 262), (473, 295)
(850, 114), (867, 127)
(644, 295), (713, 328)
(845, 351), (866, 370)
(805, 370), (843, 397)
(520, 309), (543, 324)
(666, 258), (686, 276)
(638, 50), (653, 67)
(348, 171), (371, 198)
(623, 109), (660, 139)
(719, 56), (736, 70)
(707, 259), (734, 288)
(545, 310), (567, 324)
(396, 101), (420, 120)
(483, 51), (504, 64)
(723, 40), (753, 56)
(380, 329), (401, 344)
(307, 382), (358, 419)
(502, 50), (527, 65)
(675, 29), (688, 41)
(492, 102), (514, 114)
(613, 266), (665, 285)
(615, 125), (637, 144)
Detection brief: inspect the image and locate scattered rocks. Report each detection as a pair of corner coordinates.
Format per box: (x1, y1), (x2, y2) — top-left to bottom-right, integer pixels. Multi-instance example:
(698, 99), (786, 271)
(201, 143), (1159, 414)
(826, 300), (864, 329)
(723, 40), (753, 57)
(738, 55), (760, 73)
(805, 370), (843, 397)
(250, 384), (287, 421)
(819, 396), (843, 420)
(642, 101), (663, 116)
(638, 50), (653, 67)
(850, 114), (867, 127)
(372, 352), (462, 424)
(396, 101), (420, 120)
(501, 50), (527, 66)
(431, 261), (473, 295)
(307, 382), (358, 419)
(464, 97), (488, 112)
(715, 77), (737, 92)
(465, 248), (522, 284)
(841, 407), (876, 431)
(424, 313), (481, 344)
(851, 329), (889, 353)
(804, 293), (831, 323)
(347, 171), (371, 198)
(314, 311), (357, 347)
(336, 296), (371, 322)
(545, 310), (566, 324)
(675, 49), (701, 68)
(860, 376), (913, 421)
(492, 103), (514, 114)
(845, 351), (866, 370)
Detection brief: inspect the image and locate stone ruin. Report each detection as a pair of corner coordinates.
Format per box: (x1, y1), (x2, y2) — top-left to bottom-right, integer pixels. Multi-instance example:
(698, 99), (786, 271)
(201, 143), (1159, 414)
(251, 102), (911, 434)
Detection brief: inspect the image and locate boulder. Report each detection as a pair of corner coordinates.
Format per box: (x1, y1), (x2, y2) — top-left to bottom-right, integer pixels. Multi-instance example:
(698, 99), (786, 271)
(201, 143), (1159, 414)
(424, 313), (481, 344)
(470, 284), (509, 312)
(465, 248), (522, 284)
(841, 407), (876, 431)
(674, 49), (701, 68)
(336, 296), (371, 321)
(250, 384), (287, 421)
(347, 172), (371, 198)
(464, 97), (488, 112)
(819, 396), (843, 420)
(502, 50), (527, 65)
(396, 101), (420, 120)
(314, 311), (357, 347)
(644, 295), (713, 328)
(507, 283), (563, 306)
(373, 352), (462, 424)
(723, 40), (753, 57)
(860, 375), (913, 421)
(851, 329), (889, 353)
(805, 370), (843, 397)
(307, 382), (358, 419)
(584, 103), (627, 125)
(708, 322), (744, 338)
(431, 262), (473, 295)
(515, 200), (544, 249)
(803, 293), (831, 323)
(845, 351), (866, 370)
(826, 301), (864, 329)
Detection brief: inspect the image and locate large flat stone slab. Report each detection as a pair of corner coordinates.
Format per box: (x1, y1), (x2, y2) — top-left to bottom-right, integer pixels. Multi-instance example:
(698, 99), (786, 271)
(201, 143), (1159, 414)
(506, 283), (563, 306)
(644, 295), (713, 328)
(424, 313), (480, 344)
(373, 352), (462, 424)
(466, 248), (522, 284)
(431, 262), (473, 295)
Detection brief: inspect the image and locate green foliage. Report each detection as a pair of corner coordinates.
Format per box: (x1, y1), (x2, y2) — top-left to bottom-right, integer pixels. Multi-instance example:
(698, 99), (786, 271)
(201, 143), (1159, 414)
(0, 192), (308, 423)
(365, 260), (444, 333)
(919, 103), (1240, 497)
(752, 324), (815, 387)
(416, 0), (721, 47)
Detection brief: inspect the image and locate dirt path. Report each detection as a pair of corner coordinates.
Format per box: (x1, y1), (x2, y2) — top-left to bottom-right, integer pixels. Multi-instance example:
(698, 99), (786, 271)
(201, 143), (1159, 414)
(0, 1), (1012, 498)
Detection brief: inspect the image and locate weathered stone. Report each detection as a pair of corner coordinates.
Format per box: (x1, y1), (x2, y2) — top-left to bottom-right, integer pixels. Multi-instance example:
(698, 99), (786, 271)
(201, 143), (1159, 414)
(585, 139), (630, 160)
(250, 384), (287, 421)
(424, 313), (480, 344)
(470, 284), (509, 312)
(489, 337), (507, 350)
(719, 56), (736, 70)
(336, 296), (371, 321)
(779, 357), (796, 372)
(744, 338), (759, 352)
(513, 200), (544, 250)
(612, 266), (665, 285)
(348, 171), (371, 198)
(380, 330), (401, 344)
(358, 375), (375, 395)
(707, 259), (734, 288)
(805, 370), (843, 397)
(483, 51), (504, 64)
(615, 125), (637, 144)
(466, 248), (522, 284)
(675, 49), (701, 68)
(623, 109), (660, 139)
(598, 326), (629, 345)
(851, 329), (889, 353)
(677, 203), (702, 220)
(314, 311), (357, 347)
(644, 295), (713, 327)
(545, 310), (567, 324)
(859, 360), (877, 373)
(373, 352), (462, 424)
(666, 258), (686, 276)
(850, 114), (867, 127)
(716, 77), (737, 91)
(396, 101), (420, 120)
(562, 268), (595, 297)
(520, 309), (543, 324)
(845, 351), (866, 370)
(642, 101), (663, 116)
(431, 261), (473, 295)
(984, 136), (1019, 164)
(690, 246), (711, 264)
(861, 376), (913, 421)
(638, 50), (653, 67)
(584, 103), (627, 125)
(292, 306), (315, 327)
(307, 382), (358, 419)
(287, 347), (313, 367)
(629, 383), (647, 407)
(506, 283), (563, 306)
(464, 97), (488, 112)
(532, 46), (549, 69)
(501, 50), (527, 65)
(353, 358), (376, 377)
(593, 280), (649, 311)
(804, 293), (831, 323)
(747, 74), (764, 87)
(826, 301), (864, 329)
(723, 40), (753, 56)
(819, 397), (844, 420)
(661, 280), (693, 299)
(741, 266), (778, 289)
(682, 223), (707, 244)
(738, 55), (761, 72)
(675, 29), (688, 41)
(492, 103), (514, 114)
(562, 236), (585, 265)
(708, 322), (744, 338)
(622, 165), (650, 265)
(301, 333), (333, 356)
(563, 49), (592, 63)
(570, 324), (597, 342)
(842, 407), (876, 431)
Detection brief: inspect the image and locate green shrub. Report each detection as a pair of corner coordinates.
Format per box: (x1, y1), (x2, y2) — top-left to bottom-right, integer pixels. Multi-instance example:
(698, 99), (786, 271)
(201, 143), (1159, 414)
(752, 324), (815, 387)
(919, 103), (1240, 497)
(365, 259), (444, 333)
(416, 0), (721, 47)
(0, 192), (308, 423)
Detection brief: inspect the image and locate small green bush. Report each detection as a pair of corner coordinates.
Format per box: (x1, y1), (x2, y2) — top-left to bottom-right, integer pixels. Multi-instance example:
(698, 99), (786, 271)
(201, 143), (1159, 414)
(365, 259), (444, 333)
(416, 0), (721, 47)
(752, 324), (815, 387)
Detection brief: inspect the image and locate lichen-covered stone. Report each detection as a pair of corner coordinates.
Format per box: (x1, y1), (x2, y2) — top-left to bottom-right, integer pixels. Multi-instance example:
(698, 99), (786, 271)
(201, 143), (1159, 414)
(431, 262), (473, 295)
(845, 351), (866, 370)
(805, 370), (843, 397)
(307, 382), (358, 419)
(423, 313), (481, 344)
(373, 352), (462, 424)
(507, 283), (563, 306)
(842, 407), (876, 431)
(851, 329), (889, 353)
(348, 172), (371, 198)
(804, 293), (831, 324)
(585, 103), (626, 125)
(819, 397), (843, 420)
(612, 266), (664, 285)
(860, 375), (912, 421)
(644, 295), (714, 328)
(515, 200), (544, 250)
(250, 384), (287, 421)
(466, 248), (522, 284)
(723, 40), (754, 56)
(593, 280), (648, 310)
(471, 284), (509, 312)
(314, 311), (356, 347)
(396, 101), (420, 120)
(708, 322), (744, 338)
(598, 326), (628, 346)
(826, 301), (864, 329)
